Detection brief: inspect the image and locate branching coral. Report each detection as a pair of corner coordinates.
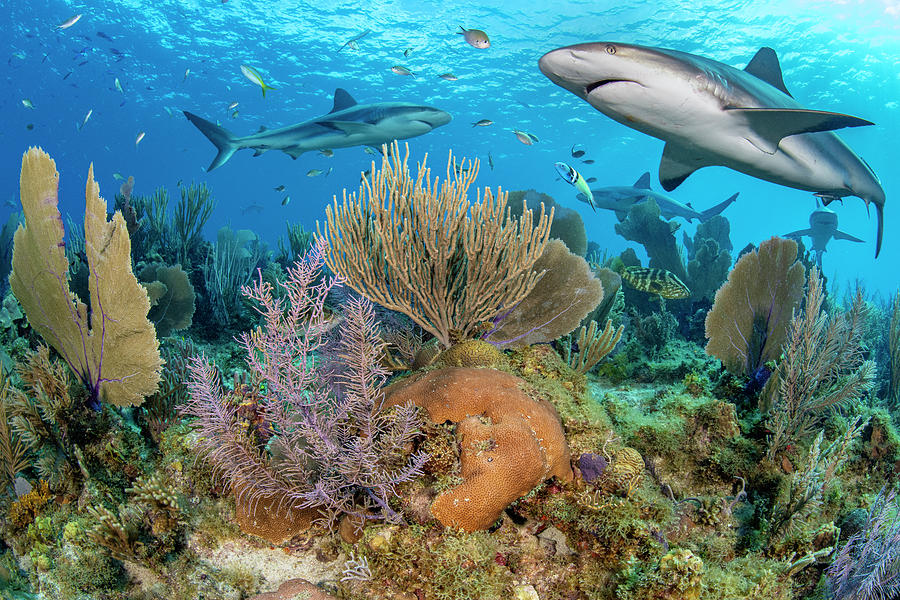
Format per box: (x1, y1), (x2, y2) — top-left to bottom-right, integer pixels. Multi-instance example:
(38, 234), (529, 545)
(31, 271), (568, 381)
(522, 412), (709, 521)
(318, 141), (553, 348)
(561, 319), (624, 374)
(182, 239), (426, 530)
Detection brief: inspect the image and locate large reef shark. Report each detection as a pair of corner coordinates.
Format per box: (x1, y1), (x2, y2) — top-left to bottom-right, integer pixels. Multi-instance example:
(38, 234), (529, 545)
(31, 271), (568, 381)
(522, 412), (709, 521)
(184, 88), (451, 171)
(538, 42), (885, 256)
(583, 171), (737, 223)
(783, 201), (864, 267)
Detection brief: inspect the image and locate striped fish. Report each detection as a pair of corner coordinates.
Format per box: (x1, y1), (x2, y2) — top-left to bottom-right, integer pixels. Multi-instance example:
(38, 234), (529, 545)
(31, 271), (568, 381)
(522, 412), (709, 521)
(622, 267), (690, 299)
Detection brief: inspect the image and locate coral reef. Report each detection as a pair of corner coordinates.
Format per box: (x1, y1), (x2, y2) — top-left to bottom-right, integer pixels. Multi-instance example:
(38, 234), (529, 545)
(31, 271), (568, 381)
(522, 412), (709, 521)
(508, 189), (588, 256)
(139, 263), (197, 337)
(614, 198), (687, 282)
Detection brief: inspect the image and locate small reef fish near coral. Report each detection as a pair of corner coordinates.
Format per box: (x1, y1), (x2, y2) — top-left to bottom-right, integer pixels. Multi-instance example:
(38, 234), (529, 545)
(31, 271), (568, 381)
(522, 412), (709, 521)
(0, 2), (897, 600)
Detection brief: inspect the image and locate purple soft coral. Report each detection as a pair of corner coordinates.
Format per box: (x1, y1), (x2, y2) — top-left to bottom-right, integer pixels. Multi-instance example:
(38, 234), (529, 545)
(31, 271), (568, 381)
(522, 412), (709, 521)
(181, 238), (426, 526)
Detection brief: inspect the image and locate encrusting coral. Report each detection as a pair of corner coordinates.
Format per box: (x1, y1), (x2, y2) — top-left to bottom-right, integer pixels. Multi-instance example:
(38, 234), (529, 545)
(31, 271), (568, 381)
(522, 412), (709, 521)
(383, 367), (573, 531)
(318, 141), (553, 348)
(9, 147), (162, 408)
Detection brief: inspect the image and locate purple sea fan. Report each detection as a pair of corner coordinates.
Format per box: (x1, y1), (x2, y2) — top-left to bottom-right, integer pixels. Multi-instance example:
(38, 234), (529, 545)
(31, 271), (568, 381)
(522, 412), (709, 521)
(181, 238), (427, 526)
(827, 486), (900, 600)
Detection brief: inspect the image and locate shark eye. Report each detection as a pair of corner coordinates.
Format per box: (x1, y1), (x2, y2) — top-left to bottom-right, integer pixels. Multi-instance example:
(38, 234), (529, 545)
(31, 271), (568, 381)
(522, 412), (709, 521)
(605, 44), (617, 55)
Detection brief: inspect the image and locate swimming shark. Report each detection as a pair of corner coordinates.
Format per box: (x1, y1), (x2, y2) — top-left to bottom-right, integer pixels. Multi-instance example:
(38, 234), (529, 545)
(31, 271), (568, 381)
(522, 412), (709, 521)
(783, 201), (864, 267)
(538, 43), (885, 256)
(184, 88), (451, 171)
(582, 171), (737, 223)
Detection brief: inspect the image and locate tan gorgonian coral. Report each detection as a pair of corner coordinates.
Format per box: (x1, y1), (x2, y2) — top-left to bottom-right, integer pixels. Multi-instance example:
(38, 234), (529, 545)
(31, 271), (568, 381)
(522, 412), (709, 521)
(318, 141), (553, 348)
(704, 236), (805, 377)
(10, 147), (161, 407)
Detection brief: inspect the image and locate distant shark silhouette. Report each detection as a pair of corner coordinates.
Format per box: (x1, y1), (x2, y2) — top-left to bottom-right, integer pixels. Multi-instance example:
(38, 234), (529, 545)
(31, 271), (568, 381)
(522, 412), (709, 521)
(184, 88), (451, 171)
(539, 42), (885, 256)
(784, 200), (864, 267)
(580, 172), (737, 223)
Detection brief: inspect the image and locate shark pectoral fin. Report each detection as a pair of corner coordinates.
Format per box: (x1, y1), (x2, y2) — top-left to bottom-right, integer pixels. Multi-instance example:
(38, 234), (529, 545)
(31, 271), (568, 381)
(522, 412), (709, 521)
(833, 229), (865, 243)
(744, 47), (792, 98)
(783, 228), (812, 239)
(728, 108), (875, 154)
(633, 172), (652, 189)
(319, 120), (375, 134)
(659, 143), (714, 191)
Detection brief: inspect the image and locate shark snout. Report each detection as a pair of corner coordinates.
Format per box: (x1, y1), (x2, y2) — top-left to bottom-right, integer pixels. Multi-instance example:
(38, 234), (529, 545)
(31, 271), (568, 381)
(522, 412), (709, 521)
(423, 109), (452, 128)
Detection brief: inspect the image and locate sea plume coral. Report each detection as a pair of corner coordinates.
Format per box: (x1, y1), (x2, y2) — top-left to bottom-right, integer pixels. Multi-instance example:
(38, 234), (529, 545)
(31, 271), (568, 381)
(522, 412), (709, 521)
(181, 239), (426, 529)
(827, 486), (900, 600)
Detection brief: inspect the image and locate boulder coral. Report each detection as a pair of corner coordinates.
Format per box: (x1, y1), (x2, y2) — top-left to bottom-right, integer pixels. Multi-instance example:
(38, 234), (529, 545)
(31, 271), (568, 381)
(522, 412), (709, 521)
(383, 367), (573, 531)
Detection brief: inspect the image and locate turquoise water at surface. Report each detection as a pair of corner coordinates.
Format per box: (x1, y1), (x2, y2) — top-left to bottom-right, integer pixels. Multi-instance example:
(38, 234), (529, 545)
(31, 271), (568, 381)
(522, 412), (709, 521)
(1, 0), (898, 294)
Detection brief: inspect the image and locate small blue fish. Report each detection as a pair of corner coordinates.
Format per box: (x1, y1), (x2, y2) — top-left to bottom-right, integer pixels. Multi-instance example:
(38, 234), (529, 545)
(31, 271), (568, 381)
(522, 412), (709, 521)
(554, 162), (595, 210)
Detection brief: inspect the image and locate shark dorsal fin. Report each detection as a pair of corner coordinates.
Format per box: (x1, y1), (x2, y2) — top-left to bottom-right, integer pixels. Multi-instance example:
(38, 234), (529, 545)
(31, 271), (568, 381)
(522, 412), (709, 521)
(633, 172), (652, 189)
(745, 47), (792, 98)
(331, 88), (357, 113)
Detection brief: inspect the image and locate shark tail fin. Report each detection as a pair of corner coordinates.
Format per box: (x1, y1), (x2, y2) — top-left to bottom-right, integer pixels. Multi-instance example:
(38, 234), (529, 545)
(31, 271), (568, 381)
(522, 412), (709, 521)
(699, 192), (739, 222)
(183, 111), (239, 171)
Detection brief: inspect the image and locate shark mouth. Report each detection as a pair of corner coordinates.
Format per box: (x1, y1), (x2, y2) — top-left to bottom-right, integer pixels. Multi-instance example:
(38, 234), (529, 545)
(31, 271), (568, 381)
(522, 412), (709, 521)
(585, 79), (637, 94)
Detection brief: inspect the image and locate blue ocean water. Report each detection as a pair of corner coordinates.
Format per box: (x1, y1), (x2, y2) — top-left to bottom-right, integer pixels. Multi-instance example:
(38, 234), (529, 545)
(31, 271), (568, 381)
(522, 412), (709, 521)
(1, 0), (897, 295)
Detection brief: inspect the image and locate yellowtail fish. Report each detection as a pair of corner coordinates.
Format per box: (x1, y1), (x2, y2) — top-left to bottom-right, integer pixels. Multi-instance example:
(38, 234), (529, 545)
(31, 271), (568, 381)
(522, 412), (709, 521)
(228, 101), (239, 110)
(457, 26), (490, 49)
(307, 169), (323, 177)
(113, 172), (125, 181)
(319, 149), (333, 157)
(240, 64), (276, 97)
(183, 68), (190, 82)
(403, 48), (413, 58)
(488, 152), (494, 170)
(231, 110), (239, 118)
(438, 72), (458, 81)
(391, 65), (415, 77)
(555, 162), (594, 210)
(78, 108), (93, 130)
(135, 131), (145, 146)
(571, 144), (586, 158)
(114, 77), (123, 93)
(21, 99), (34, 109)
(512, 129), (538, 145)
(281, 195), (290, 206)
(57, 14), (82, 29)
(337, 29), (371, 53)
(472, 119), (493, 127)
(273, 185), (286, 192)
(621, 267), (691, 299)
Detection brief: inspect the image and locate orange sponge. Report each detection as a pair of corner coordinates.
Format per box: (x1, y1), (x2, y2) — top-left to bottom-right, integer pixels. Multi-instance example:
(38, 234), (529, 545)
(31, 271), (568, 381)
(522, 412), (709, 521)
(384, 367), (573, 531)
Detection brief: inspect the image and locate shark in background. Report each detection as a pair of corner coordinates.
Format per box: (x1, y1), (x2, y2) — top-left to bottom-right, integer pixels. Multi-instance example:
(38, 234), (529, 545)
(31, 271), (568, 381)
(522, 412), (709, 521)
(783, 200), (864, 267)
(538, 42), (886, 256)
(580, 171), (737, 223)
(184, 88), (451, 171)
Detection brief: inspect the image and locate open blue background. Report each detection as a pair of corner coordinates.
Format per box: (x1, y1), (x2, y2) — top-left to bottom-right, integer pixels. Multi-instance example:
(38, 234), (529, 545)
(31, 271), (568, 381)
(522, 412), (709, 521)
(2, 0), (897, 297)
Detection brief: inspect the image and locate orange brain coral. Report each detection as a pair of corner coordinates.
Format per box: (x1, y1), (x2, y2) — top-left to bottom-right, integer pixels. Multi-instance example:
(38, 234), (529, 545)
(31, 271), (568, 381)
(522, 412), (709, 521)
(384, 367), (573, 531)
